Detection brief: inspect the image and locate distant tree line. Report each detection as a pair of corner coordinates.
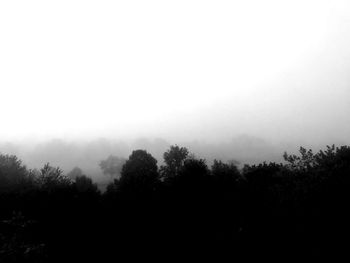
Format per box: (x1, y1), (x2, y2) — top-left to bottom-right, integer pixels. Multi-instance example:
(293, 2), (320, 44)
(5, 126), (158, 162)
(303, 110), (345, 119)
(0, 144), (350, 262)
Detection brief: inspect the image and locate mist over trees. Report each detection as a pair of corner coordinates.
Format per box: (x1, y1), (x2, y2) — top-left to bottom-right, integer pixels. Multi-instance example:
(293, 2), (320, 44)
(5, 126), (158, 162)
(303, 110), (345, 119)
(99, 155), (126, 180)
(1, 0), (350, 261)
(1, 142), (350, 261)
(0, 135), (287, 189)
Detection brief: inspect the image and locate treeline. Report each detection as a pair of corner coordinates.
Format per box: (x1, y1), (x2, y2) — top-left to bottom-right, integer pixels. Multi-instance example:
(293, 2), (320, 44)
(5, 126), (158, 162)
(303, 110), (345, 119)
(0, 145), (350, 262)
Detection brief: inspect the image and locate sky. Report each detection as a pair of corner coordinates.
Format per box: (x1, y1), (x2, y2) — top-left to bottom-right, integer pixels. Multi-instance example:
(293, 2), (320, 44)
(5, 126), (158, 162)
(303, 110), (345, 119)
(1, 0), (350, 145)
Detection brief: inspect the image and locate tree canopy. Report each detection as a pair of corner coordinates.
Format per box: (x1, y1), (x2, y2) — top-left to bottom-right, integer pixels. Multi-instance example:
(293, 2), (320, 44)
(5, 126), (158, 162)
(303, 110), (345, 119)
(160, 145), (189, 181)
(117, 150), (159, 194)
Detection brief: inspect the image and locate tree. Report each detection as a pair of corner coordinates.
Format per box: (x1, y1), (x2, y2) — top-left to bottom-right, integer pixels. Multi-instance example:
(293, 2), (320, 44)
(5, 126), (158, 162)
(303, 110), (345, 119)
(173, 157), (210, 191)
(118, 150), (159, 194)
(160, 145), (189, 181)
(99, 155), (126, 180)
(211, 160), (241, 187)
(75, 175), (99, 194)
(0, 154), (30, 192)
(37, 163), (71, 190)
(283, 147), (316, 171)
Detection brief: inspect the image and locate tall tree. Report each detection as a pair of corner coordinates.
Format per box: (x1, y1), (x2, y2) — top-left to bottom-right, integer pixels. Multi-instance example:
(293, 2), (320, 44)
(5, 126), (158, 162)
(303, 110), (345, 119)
(160, 145), (189, 181)
(37, 163), (71, 190)
(118, 150), (159, 194)
(0, 154), (30, 192)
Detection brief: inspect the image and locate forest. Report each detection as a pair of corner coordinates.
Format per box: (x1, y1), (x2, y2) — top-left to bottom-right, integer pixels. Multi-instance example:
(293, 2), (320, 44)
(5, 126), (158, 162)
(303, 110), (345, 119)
(1, 144), (350, 262)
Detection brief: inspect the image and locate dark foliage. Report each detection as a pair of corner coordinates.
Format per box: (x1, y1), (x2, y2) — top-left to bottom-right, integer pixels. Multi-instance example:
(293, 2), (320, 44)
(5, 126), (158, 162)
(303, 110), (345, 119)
(160, 145), (189, 181)
(0, 145), (350, 261)
(115, 149), (159, 195)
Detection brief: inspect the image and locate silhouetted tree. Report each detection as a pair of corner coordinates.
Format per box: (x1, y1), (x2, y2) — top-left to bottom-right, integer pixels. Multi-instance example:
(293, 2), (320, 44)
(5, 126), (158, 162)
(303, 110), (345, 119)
(117, 150), (159, 194)
(242, 162), (288, 201)
(75, 175), (99, 194)
(160, 145), (189, 181)
(283, 147), (316, 171)
(0, 144), (349, 261)
(171, 157), (210, 193)
(37, 163), (71, 190)
(0, 154), (32, 192)
(211, 160), (240, 184)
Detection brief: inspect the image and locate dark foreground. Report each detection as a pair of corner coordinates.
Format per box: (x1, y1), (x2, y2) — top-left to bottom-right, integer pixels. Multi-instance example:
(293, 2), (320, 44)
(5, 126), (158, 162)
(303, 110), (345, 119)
(1, 145), (350, 262)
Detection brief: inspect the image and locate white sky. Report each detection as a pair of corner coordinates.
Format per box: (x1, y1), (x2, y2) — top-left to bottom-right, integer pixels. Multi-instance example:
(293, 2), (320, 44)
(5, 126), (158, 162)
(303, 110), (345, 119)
(1, 0), (350, 144)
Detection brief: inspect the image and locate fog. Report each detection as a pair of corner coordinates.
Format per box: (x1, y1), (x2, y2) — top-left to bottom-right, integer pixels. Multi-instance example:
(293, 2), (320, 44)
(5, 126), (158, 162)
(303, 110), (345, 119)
(1, 1), (350, 183)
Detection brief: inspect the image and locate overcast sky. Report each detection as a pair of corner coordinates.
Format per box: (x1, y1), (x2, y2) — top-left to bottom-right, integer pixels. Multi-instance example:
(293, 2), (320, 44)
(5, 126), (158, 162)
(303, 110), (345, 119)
(1, 1), (349, 145)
